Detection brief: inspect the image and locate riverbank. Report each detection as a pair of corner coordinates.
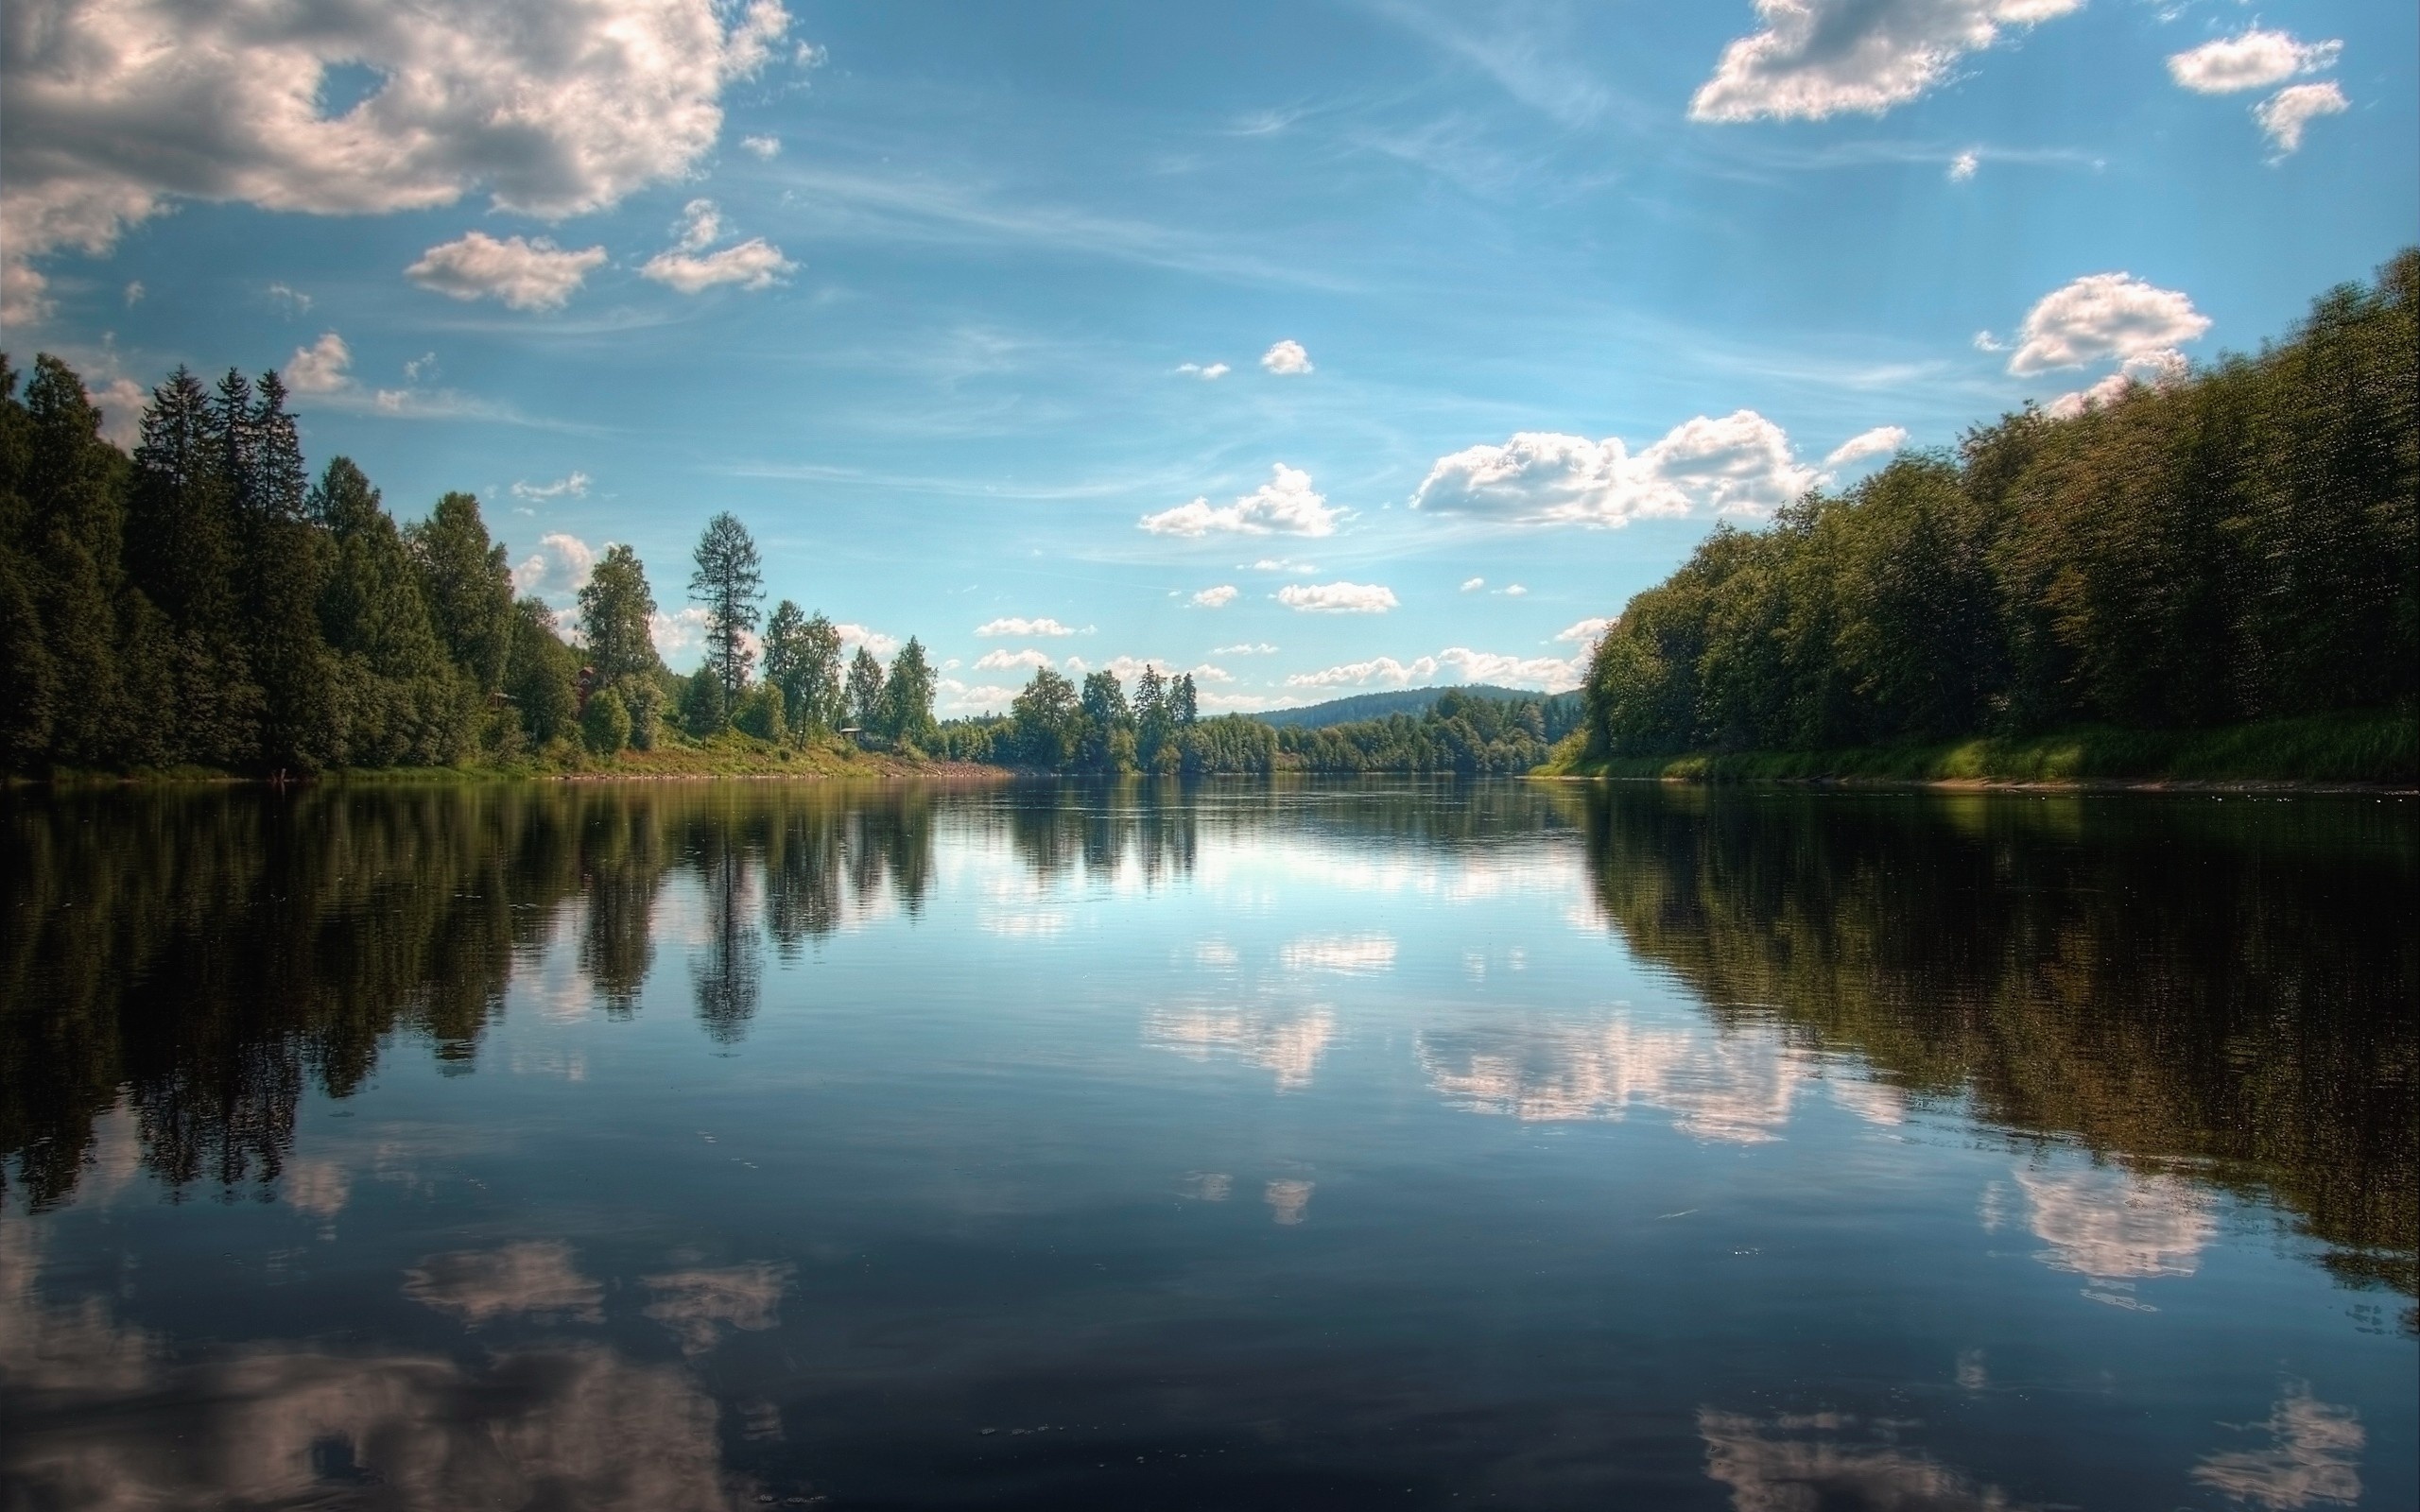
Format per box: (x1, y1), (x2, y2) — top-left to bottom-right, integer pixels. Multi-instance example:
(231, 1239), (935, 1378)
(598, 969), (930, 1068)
(14, 731), (1008, 787)
(1534, 706), (2418, 789)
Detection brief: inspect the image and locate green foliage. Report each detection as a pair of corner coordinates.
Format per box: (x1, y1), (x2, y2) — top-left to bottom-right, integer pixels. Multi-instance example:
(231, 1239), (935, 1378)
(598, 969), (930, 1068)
(681, 664), (728, 737)
(1274, 687), (1552, 773)
(733, 680), (787, 743)
(846, 645), (886, 734)
(577, 543), (663, 685)
(581, 684), (632, 755)
(505, 596), (580, 749)
(407, 491), (513, 698)
(1581, 250), (2419, 763)
(880, 636), (937, 745)
(688, 511), (763, 705)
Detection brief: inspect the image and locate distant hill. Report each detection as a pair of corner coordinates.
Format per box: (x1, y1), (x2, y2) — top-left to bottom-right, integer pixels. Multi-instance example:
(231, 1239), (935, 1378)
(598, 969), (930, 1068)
(1253, 684), (1577, 730)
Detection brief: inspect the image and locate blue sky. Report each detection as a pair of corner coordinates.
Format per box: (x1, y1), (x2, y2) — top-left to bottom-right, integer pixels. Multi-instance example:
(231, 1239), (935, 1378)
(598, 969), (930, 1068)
(5, 0), (2412, 712)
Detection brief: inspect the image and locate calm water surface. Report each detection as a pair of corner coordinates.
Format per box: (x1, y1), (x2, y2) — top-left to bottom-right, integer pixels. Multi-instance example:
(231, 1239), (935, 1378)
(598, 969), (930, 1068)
(2, 780), (2412, 1510)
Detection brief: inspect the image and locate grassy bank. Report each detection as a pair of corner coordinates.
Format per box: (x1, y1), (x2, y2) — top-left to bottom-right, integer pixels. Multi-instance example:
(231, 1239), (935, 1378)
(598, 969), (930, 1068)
(1537, 705), (2418, 787)
(18, 732), (1009, 787)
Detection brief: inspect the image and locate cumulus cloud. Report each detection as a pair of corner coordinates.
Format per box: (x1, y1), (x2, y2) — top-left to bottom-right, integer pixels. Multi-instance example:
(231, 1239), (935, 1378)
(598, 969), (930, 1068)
(2167, 30), (2340, 94)
(1278, 581), (1397, 614)
(1824, 424), (1908, 467)
(1260, 339), (1314, 375)
(86, 377), (147, 449)
(1948, 149), (1979, 181)
(1286, 647), (1586, 693)
(283, 332), (354, 393)
(1461, 576), (1486, 593)
(1554, 616), (1615, 644)
(2043, 348), (2189, 419)
(1690, 0), (2083, 123)
(1139, 464), (1340, 538)
(407, 232), (608, 310)
(2007, 273), (2209, 376)
(1192, 585), (1238, 608)
(835, 622), (899, 658)
(511, 472), (592, 502)
(976, 616), (1078, 638)
(1502, 583), (1528, 596)
(1213, 642), (1279, 655)
(512, 533), (597, 595)
(2256, 82), (2347, 157)
(1413, 410), (1815, 527)
(0, 0), (794, 317)
(974, 647), (1053, 673)
(739, 134), (782, 159)
(1176, 361), (1231, 379)
(640, 221), (796, 293)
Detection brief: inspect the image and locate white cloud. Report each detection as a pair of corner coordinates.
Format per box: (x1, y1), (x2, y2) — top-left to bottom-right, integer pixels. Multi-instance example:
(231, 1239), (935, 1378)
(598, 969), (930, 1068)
(1554, 616), (1615, 645)
(1286, 647), (1586, 693)
(1, 0), (793, 312)
(671, 198), (723, 251)
(404, 352), (439, 382)
(511, 472), (591, 502)
(1691, 0), (2083, 123)
(1176, 361), (1231, 380)
(1948, 150), (1979, 181)
(2007, 273), (2210, 376)
(1502, 583), (1528, 596)
(974, 647), (1053, 673)
(2167, 30), (2340, 94)
(2044, 348), (2189, 419)
(1213, 643), (1278, 655)
(976, 616), (1078, 638)
(1139, 464), (1341, 538)
(1412, 410), (1815, 527)
(740, 134), (782, 159)
(2256, 82), (2347, 157)
(1461, 576), (1486, 593)
(122, 280), (143, 306)
(267, 283), (312, 314)
(1192, 585), (1239, 608)
(87, 377), (147, 449)
(835, 622), (899, 659)
(511, 532), (596, 595)
(284, 332), (354, 393)
(1250, 558), (1318, 574)
(938, 678), (1020, 715)
(650, 605), (712, 662)
(1260, 339), (1314, 375)
(641, 238), (795, 293)
(1277, 581), (1398, 614)
(406, 232), (607, 311)
(1824, 425), (1909, 467)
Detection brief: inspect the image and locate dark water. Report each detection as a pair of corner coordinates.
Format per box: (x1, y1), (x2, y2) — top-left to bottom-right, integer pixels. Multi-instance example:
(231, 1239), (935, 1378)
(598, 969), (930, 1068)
(1, 780), (2412, 1511)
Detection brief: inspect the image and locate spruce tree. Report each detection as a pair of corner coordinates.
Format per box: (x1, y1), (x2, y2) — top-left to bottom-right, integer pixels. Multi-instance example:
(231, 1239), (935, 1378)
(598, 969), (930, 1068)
(130, 368), (257, 765)
(236, 369), (335, 768)
(688, 511), (763, 708)
(21, 356), (133, 765)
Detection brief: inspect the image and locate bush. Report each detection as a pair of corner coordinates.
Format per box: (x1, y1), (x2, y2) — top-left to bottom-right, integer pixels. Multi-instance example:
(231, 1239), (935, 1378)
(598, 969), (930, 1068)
(734, 682), (786, 743)
(581, 685), (631, 755)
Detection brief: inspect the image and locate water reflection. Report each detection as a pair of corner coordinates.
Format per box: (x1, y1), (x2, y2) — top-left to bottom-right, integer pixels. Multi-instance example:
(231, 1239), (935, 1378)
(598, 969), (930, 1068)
(0, 779), (2411, 1507)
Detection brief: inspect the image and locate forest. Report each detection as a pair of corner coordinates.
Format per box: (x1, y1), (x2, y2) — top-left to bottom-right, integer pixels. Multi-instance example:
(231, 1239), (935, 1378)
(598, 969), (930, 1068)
(1577, 250), (2417, 767)
(0, 355), (944, 774)
(937, 676), (1576, 775)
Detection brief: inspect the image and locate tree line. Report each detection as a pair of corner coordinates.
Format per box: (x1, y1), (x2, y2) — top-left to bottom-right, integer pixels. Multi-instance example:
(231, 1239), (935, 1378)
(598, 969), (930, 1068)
(0, 353), (941, 773)
(1579, 250), (2417, 761)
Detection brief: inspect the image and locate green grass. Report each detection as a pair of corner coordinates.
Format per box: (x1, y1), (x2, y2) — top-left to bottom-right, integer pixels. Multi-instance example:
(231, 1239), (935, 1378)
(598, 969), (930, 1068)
(1538, 705), (2419, 787)
(14, 731), (1002, 787)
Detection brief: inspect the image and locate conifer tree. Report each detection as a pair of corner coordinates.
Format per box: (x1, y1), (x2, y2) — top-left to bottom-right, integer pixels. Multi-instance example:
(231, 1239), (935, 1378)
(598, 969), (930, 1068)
(1170, 672), (1199, 727)
(130, 368), (256, 765)
(236, 369), (335, 768)
(21, 356), (133, 765)
(314, 456), (467, 765)
(688, 511), (763, 709)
